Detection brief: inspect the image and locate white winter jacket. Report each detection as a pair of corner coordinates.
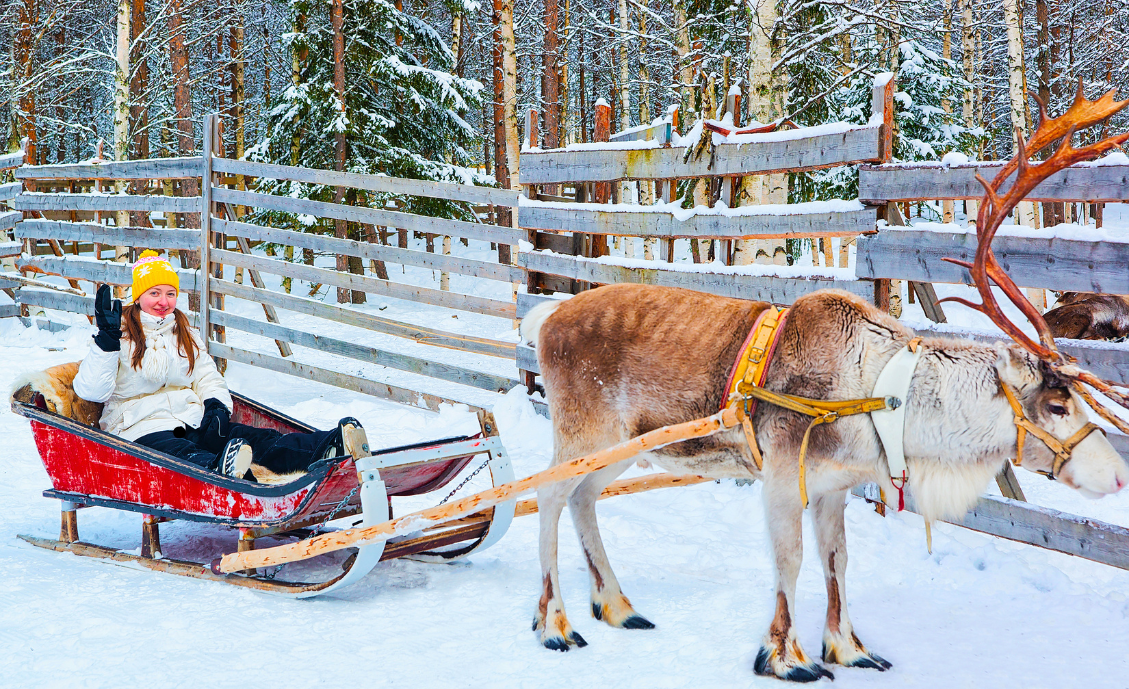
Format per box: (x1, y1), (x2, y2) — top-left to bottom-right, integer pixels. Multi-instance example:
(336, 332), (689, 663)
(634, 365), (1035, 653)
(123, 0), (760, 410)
(73, 310), (233, 442)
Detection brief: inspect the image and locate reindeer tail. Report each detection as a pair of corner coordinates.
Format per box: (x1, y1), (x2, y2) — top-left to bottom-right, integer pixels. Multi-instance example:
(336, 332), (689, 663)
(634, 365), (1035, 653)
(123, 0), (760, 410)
(520, 300), (563, 348)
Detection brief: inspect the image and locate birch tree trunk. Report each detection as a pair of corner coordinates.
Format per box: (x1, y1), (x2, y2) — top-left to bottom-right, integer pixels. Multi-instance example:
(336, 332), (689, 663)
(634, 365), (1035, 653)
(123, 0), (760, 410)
(618, 0), (631, 131)
(960, 0), (978, 221)
(113, 0), (130, 241)
(638, 0), (655, 248)
(674, 0), (692, 119)
(1004, 0), (1045, 310)
(501, 0), (519, 191)
(736, 0), (786, 266)
(1003, 0), (1038, 230)
(942, 7), (954, 224)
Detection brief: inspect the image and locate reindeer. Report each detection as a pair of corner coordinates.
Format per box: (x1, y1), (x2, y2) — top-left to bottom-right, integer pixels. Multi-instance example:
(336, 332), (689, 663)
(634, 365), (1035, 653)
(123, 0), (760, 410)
(1044, 292), (1129, 341)
(522, 87), (1129, 682)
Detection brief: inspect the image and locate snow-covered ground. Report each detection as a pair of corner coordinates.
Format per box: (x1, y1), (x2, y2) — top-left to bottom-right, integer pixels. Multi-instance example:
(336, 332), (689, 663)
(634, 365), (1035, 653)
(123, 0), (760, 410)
(3, 314), (1129, 688)
(3, 205), (1129, 687)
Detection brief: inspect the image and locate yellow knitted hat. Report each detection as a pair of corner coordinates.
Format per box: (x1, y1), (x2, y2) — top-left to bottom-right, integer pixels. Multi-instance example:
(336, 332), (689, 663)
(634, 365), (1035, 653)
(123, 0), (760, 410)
(132, 250), (180, 299)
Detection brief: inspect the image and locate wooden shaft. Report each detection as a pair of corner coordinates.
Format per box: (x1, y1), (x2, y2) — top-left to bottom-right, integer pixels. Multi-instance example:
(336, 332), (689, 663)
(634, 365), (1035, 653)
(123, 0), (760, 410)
(435, 473), (712, 529)
(218, 407), (740, 573)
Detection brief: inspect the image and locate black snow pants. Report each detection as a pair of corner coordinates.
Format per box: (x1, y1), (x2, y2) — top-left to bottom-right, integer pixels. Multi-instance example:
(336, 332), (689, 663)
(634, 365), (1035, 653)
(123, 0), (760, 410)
(135, 423), (342, 476)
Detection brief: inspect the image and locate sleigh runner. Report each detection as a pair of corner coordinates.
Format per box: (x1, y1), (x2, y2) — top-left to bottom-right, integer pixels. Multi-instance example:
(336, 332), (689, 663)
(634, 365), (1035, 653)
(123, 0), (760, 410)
(12, 369), (516, 597)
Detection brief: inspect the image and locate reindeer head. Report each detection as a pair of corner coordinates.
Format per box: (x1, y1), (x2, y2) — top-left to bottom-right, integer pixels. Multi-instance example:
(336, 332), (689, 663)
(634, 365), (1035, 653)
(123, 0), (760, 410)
(994, 344), (1127, 496)
(941, 82), (1129, 497)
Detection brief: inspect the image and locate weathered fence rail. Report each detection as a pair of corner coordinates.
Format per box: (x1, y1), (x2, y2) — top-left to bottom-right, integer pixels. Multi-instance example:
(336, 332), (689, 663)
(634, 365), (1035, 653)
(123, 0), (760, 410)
(856, 229), (1129, 294)
(519, 251), (873, 303)
(859, 161), (1129, 203)
(519, 123), (884, 183)
(518, 200), (877, 239)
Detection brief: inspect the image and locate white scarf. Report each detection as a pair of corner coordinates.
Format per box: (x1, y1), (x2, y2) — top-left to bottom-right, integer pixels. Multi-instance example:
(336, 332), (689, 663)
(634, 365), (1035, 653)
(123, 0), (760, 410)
(138, 311), (178, 384)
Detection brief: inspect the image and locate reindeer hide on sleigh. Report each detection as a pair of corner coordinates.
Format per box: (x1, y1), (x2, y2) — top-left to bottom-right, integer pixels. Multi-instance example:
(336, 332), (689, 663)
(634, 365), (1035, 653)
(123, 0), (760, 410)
(10, 362), (104, 427)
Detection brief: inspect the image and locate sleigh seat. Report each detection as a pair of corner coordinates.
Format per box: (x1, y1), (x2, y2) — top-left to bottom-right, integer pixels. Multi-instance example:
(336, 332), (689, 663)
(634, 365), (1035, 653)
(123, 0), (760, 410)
(11, 362), (517, 597)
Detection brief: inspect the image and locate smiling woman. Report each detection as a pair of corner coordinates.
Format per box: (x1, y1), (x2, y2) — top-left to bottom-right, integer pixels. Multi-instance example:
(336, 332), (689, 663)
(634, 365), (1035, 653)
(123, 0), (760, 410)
(70, 251), (370, 482)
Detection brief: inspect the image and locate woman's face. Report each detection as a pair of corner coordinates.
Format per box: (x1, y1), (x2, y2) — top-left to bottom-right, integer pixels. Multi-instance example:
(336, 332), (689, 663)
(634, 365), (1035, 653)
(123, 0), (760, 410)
(138, 285), (178, 318)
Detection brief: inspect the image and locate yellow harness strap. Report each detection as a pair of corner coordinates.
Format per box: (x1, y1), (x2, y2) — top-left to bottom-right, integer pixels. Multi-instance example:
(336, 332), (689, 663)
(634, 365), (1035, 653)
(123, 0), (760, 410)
(724, 307), (788, 473)
(1000, 383), (1104, 480)
(724, 307), (894, 507)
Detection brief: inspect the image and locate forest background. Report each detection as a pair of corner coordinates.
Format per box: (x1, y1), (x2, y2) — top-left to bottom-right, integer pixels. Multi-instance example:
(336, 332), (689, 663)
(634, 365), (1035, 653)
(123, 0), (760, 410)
(2, 0), (1127, 228)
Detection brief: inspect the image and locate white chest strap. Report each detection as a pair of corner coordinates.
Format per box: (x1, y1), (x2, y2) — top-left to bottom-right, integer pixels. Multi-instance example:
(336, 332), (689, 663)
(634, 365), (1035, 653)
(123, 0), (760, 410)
(869, 343), (924, 483)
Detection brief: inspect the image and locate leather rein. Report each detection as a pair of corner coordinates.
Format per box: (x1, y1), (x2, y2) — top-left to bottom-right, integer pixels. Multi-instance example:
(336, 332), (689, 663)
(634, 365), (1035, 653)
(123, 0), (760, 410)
(723, 307), (1104, 508)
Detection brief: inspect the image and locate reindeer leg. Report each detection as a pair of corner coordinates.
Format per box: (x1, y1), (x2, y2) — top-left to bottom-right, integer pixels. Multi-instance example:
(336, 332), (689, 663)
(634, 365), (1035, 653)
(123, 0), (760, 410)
(568, 460), (654, 630)
(755, 480), (834, 683)
(535, 475), (588, 651)
(813, 491), (892, 672)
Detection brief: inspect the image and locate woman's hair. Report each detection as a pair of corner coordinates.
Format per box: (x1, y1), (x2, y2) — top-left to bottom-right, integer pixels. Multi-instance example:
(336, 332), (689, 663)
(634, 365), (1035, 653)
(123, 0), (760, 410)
(121, 303), (199, 374)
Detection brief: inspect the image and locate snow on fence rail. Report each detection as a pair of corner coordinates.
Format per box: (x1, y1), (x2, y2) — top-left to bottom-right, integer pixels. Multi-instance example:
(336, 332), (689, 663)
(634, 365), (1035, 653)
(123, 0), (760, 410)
(859, 159), (1129, 203)
(518, 198), (877, 239)
(519, 123), (884, 184)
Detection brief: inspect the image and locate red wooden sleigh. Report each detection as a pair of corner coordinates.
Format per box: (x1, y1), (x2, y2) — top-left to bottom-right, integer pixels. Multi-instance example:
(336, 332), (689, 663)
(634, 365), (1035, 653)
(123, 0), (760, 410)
(14, 388), (515, 597)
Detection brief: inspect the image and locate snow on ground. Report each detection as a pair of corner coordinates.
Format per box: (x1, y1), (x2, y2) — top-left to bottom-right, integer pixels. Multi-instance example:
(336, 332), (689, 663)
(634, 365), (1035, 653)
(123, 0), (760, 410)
(3, 206), (1129, 687)
(4, 314), (1129, 689)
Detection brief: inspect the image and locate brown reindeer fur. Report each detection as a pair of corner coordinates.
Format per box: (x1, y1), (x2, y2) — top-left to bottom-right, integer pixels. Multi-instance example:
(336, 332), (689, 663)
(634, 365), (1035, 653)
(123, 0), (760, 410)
(10, 362), (104, 427)
(1044, 292), (1129, 340)
(537, 284), (768, 472)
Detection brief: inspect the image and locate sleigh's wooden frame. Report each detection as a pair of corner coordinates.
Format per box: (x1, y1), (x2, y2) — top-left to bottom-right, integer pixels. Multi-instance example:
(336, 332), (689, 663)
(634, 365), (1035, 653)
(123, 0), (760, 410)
(14, 391), (515, 597)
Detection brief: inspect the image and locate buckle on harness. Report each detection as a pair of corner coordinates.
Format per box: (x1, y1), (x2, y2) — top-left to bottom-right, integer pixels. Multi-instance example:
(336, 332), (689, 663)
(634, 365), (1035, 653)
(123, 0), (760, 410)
(748, 345), (767, 364)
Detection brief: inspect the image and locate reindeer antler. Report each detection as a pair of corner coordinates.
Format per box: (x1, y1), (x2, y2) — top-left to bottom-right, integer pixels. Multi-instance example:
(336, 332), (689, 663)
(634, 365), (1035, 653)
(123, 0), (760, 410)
(937, 84), (1129, 434)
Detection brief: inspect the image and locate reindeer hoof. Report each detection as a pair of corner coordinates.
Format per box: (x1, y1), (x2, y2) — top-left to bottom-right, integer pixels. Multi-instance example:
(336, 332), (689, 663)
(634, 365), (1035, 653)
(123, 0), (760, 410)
(543, 636), (571, 652)
(541, 630), (587, 652)
(822, 638), (891, 671)
(755, 647), (835, 683)
(621, 614), (655, 630)
(591, 595), (653, 629)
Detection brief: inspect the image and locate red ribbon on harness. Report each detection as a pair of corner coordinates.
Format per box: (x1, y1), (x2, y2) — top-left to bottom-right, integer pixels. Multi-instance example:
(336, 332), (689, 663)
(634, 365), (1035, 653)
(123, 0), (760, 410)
(891, 473), (907, 512)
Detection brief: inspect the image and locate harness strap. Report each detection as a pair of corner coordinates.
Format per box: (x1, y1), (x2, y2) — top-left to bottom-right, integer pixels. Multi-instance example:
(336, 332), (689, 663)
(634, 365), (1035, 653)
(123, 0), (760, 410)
(730, 385), (892, 507)
(1000, 383), (1105, 480)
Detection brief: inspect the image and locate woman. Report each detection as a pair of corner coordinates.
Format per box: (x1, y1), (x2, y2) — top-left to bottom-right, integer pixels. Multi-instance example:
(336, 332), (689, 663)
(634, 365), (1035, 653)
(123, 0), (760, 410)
(74, 250), (369, 480)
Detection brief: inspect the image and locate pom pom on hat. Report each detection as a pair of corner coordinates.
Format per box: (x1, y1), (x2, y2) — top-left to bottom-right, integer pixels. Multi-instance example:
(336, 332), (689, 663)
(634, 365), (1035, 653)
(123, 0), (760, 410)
(132, 249), (180, 300)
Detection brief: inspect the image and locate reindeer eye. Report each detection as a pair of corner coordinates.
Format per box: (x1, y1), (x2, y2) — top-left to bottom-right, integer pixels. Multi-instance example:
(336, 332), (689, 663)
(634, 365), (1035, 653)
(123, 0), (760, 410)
(1047, 404), (1068, 417)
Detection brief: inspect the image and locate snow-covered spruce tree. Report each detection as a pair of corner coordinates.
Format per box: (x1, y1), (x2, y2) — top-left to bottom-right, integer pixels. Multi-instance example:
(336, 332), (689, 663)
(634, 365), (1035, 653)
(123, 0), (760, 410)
(249, 0), (484, 221)
(792, 40), (980, 207)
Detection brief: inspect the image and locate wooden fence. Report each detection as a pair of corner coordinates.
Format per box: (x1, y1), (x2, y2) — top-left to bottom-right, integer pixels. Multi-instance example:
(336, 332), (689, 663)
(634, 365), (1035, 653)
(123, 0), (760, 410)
(509, 75), (1129, 574)
(4, 117), (526, 411)
(4, 87), (1129, 574)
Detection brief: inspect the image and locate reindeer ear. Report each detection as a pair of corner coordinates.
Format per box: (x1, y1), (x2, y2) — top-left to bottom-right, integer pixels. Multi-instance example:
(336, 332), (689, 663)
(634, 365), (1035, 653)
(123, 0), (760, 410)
(994, 342), (1040, 391)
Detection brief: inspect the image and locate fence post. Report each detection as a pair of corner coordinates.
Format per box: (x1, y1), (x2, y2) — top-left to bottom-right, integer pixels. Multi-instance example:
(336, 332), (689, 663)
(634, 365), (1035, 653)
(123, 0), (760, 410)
(591, 99), (611, 259)
(870, 74), (895, 313)
(720, 89), (740, 265)
(200, 114), (225, 370)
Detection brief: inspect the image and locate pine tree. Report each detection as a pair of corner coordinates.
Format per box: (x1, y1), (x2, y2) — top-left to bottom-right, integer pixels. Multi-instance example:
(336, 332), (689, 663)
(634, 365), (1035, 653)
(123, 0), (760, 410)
(249, 0), (484, 220)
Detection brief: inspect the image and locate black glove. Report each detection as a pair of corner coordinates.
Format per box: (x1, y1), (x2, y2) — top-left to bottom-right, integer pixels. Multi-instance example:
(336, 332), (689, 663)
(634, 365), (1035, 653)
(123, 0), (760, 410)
(93, 284), (122, 352)
(198, 398), (231, 451)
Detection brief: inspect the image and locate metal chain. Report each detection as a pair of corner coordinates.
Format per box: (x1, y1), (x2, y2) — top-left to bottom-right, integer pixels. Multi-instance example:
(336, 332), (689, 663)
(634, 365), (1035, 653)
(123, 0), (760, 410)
(310, 484), (360, 538)
(255, 484), (360, 582)
(438, 456), (492, 505)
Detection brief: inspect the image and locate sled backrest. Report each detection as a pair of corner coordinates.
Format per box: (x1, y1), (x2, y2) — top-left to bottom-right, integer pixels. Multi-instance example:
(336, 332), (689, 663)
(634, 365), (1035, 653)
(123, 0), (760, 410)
(10, 362), (104, 427)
